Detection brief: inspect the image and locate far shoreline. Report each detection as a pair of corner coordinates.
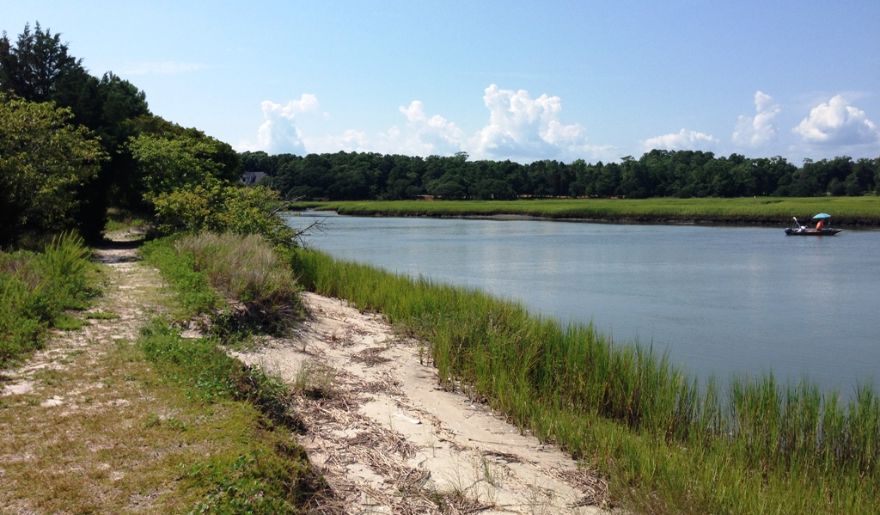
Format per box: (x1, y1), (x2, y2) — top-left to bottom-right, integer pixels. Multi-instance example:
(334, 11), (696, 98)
(289, 197), (880, 229)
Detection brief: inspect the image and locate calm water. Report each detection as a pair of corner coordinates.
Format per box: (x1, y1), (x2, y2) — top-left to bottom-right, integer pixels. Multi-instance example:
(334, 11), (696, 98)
(287, 212), (880, 392)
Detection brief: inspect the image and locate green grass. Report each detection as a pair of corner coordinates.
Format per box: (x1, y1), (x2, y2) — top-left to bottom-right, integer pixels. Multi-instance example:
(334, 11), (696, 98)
(138, 320), (324, 513)
(292, 249), (880, 514)
(0, 233), (99, 366)
(139, 233), (325, 511)
(141, 236), (220, 319)
(296, 197), (880, 226)
(140, 233), (324, 511)
(142, 233), (302, 334)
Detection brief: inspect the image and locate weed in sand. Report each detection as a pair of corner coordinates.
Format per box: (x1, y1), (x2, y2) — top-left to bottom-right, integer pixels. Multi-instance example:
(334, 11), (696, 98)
(293, 359), (338, 400)
(86, 310), (119, 320)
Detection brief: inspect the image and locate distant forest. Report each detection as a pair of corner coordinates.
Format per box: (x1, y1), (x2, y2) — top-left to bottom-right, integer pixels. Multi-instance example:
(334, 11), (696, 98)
(245, 150), (880, 201)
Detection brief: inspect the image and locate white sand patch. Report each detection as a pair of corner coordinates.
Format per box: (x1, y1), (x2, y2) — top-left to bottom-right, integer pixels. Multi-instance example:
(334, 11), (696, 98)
(1, 381), (34, 396)
(233, 292), (609, 514)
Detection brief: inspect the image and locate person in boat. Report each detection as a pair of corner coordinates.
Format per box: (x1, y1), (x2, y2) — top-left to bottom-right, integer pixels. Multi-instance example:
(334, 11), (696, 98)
(816, 219), (825, 231)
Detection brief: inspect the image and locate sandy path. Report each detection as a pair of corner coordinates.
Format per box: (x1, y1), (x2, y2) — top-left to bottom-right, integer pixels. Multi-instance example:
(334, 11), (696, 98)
(233, 292), (608, 514)
(0, 234), (163, 401)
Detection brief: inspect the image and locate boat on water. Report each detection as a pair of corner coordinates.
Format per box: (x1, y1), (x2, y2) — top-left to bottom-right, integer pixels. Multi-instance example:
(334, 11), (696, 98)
(785, 213), (842, 236)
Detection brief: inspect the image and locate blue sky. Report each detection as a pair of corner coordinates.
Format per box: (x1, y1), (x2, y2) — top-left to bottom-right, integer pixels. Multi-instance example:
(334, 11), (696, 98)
(4, 0), (880, 163)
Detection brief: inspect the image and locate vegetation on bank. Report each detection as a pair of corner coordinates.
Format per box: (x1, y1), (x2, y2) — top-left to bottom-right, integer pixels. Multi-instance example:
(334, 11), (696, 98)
(2, 22), (324, 514)
(141, 235), (325, 512)
(0, 234), (97, 366)
(142, 233), (302, 332)
(296, 196), (880, 226)
(293, 249), (880, 514)
(138, 321), (324, 512)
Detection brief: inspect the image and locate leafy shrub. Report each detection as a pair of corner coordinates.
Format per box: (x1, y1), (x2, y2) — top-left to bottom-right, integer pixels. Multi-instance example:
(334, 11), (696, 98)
(0, 96), (106, 245)
(127, 132), (239, 202)
(152, 178), (296, 247)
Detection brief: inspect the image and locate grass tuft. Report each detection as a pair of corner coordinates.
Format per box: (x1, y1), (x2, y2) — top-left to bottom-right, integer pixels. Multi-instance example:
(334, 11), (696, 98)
(142, 233), (302, 334)
(0, 233), (98, 366)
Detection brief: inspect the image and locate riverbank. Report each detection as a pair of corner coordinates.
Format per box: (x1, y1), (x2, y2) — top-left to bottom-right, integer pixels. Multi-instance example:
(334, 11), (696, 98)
(234, 292), (608, 513)
(292, 197), (880, 227)
(294, 248), (880, 514)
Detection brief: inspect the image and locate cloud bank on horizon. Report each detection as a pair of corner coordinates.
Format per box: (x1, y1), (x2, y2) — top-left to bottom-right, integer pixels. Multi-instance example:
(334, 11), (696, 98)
(239, 86), (880, 163)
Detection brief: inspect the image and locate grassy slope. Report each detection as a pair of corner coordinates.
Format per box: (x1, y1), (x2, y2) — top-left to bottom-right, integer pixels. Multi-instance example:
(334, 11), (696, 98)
(141, 235), (325, 513)
(294, 249), (880, 514)
(296, 197), (880, 226)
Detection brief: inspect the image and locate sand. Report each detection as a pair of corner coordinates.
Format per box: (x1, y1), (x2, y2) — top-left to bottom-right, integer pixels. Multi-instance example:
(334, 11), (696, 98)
(232, 292), (609, 514)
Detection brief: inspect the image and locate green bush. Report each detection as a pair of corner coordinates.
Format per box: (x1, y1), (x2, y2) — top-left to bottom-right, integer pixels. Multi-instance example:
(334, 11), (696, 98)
(0, 96), (107, 245)
(152, 178), (296, 248)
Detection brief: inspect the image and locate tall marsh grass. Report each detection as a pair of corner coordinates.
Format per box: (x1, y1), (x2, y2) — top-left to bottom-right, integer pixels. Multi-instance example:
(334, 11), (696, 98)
(143, 233), (302, 332)
(293, 249), (880, 513)
(0, 233), (97, 365)
(300, 196), (880, 226)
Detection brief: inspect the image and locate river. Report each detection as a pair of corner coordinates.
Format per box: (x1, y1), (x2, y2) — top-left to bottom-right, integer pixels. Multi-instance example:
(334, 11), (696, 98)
(286, 212), (879, 393)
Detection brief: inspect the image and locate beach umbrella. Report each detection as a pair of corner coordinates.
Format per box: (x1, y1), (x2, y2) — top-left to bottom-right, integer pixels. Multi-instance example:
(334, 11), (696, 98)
(812, 213), (832, 220)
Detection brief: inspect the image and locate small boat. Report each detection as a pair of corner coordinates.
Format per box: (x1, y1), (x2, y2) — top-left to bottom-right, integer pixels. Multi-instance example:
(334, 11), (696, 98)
(784, 213), (842, 236)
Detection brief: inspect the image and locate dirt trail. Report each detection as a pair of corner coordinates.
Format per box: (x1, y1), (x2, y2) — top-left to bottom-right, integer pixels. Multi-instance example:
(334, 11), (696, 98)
(234, 292), (609, 514)
(0, 232), (171, 512)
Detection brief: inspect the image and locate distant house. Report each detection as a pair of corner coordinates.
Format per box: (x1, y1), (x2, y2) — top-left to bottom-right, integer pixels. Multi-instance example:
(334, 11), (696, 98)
(241, 171), (268, 185)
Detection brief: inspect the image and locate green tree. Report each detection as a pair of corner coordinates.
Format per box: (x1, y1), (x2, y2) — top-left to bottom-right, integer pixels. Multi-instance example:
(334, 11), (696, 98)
(128, 133), (240, 201)
(152, 178), (294, 247)
(0, 96), (106, 244)
(0, 23), (81, 102)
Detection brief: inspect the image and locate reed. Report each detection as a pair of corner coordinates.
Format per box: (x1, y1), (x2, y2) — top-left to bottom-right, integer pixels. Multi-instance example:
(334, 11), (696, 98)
(142, 233), (303, 332)
(297, 196), (880, 226)
(293, 249), (880, 513)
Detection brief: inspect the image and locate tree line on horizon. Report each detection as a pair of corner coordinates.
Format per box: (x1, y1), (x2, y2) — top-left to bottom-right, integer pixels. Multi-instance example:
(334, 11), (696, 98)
(3, 21), (879, 247)
(246, 149), (880, 201)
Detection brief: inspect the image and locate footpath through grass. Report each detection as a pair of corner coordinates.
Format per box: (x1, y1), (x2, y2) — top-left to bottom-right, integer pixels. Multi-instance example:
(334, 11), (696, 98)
(1, 233), (325, 513)
(297, 196), (880, 226)
(294, 249), (880, 514)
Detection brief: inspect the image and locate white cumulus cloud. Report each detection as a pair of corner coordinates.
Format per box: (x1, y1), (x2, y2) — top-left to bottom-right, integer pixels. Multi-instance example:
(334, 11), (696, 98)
(389, 100), (465, 155)
(469, 84), (610, 161)
(733, 90), (781, 147)
(239, 86), (614, 161)
(793, 95), (880, 145)
(642, 129), (718, 151)
(238, 94), (320, 154)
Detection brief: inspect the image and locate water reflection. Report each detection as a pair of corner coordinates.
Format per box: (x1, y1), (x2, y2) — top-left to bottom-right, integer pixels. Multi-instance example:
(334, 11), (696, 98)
(288, 212), (879, 392)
